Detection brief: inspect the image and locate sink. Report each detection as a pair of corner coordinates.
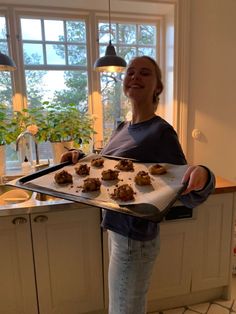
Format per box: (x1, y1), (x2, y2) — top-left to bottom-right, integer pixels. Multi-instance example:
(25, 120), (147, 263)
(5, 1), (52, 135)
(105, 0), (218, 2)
(0, 185), (33, 205)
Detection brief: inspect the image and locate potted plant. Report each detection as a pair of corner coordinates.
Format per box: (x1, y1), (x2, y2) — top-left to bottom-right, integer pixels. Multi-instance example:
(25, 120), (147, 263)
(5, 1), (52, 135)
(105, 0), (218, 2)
(27, 102), (96, 163)
(42, 102), (95, 143)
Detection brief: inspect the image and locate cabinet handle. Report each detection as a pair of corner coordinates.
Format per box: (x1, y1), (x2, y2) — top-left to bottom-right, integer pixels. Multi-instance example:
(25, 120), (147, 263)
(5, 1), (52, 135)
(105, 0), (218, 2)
(34, 215), (48, 223)
(12, 217), (27, 224)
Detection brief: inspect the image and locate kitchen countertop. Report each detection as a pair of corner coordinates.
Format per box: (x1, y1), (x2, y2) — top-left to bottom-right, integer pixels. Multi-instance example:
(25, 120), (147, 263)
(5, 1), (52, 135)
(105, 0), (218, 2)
(215, 176), (236, 194)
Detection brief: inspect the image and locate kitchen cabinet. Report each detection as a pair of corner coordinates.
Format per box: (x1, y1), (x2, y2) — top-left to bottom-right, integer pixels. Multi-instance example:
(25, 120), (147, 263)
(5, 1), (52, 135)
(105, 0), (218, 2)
(0, 206), (104, 314)
(0, 214), (37, 314)
(147, 218), (195, 300)
(147, 192), (235, 312)
(191, 193), (233, 291)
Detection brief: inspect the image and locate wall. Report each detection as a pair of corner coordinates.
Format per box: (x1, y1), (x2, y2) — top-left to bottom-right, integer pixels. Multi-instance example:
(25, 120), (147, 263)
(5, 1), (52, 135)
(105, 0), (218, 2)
(187, 0), (236, 182)
(1, 0), (172, 15)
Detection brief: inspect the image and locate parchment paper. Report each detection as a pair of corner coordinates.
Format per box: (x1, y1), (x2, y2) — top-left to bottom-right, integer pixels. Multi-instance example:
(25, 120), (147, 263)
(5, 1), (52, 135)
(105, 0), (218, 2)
(18, 154), (188, 214)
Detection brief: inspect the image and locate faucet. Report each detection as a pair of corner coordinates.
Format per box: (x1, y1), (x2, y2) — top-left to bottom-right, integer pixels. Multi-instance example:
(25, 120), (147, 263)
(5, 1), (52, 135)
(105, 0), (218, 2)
(16, 131), (49, 170)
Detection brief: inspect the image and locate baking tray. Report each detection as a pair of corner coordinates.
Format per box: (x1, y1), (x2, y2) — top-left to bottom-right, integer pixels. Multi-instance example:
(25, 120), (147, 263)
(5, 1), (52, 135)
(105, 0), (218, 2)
(9, 154), (188, 222)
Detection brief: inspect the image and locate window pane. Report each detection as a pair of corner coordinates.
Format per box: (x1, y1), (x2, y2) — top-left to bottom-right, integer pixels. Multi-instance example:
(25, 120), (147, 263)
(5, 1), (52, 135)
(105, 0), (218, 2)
(100, 74), (127, 142)
(118, 46), (136, 61)
(99, 45), (106, 57)
(0, 17), (7, 39)
(0, 72), (13, 108)
(0, 41), (8, 54)
(99, 23), (116, 43)
(0, 17), (13, 108)
(138, 47), (156, 58)
(23, 43), (44, 64)
(138, 25), (156, 45)
(44, 20), (64, 41)
(46, 44), (65, 65)
(118, 24), (136, 44)
(25, 70), (88, 112)
(66, 21), (86, 42)
(68, 45), (87, 65)
(21, 18), (42, 40)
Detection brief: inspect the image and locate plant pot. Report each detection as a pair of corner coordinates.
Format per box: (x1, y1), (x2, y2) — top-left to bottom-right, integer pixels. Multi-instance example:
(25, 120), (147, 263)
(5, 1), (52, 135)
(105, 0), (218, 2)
(0, 145), (6, 176)
(51, 141), (74, 164)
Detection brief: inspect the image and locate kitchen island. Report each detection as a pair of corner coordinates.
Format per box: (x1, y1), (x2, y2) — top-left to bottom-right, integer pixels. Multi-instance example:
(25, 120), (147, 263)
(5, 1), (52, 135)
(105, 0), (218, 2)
(0, 177), (235, 313)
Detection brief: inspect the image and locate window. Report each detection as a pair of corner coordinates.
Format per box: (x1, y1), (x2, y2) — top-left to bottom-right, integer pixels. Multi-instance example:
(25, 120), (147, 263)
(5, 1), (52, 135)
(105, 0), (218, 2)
(21, 17), (88, 110)
(19, 16), (89, 163)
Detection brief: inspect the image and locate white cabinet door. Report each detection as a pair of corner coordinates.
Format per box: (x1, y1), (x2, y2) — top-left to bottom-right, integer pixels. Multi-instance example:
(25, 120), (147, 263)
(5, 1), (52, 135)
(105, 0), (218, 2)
(0, 214), (38, 314)
(31, 206), (104, 314)
(192, 193), (233, 291)
(148, 219), (195, 300)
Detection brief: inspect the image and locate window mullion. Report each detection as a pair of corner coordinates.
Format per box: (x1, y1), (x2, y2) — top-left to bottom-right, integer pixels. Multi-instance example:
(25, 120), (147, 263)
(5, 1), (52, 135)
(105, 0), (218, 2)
(9, 8), (27, 110)
(41, 18), (47, 65)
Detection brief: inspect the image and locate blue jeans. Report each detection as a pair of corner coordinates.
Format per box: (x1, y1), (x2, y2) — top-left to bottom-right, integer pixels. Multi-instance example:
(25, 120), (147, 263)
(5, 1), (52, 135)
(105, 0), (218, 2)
(108, 230), (160, 314)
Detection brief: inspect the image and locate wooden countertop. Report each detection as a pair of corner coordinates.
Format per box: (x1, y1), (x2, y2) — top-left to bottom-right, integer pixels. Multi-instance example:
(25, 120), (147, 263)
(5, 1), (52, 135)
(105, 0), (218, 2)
(215, 176), (236, 194)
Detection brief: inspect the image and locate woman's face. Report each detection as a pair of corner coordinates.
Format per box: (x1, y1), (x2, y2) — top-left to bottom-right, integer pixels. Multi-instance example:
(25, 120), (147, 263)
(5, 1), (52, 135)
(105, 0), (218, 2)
(123, 57), (158, 105)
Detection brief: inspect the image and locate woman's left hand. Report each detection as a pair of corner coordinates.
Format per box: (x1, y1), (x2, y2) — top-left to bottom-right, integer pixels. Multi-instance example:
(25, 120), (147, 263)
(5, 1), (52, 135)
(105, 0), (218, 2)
(181, 165), (209, 195)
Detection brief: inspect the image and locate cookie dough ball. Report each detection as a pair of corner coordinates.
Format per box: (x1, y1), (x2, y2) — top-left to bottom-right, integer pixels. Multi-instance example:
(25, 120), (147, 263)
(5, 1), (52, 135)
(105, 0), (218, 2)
(149, 164), (167, 175)
(54, 170), (73, 184)
(82, 178), (101, 192)
(101, 169), (119, 180)
(134, 170), (151, 186)
(115, 159), (134, 171)
(111, 184), (135, 201)
(75, 164), (90, 176)
(91, 157), (104, 167)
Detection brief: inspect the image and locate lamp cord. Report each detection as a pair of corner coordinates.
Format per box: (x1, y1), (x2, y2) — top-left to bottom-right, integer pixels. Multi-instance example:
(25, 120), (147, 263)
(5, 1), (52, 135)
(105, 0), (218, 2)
(108, 0), (111, 42)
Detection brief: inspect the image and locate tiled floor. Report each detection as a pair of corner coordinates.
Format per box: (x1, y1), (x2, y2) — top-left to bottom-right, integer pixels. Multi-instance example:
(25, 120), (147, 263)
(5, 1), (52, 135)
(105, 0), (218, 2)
(149, 276), (236, 314)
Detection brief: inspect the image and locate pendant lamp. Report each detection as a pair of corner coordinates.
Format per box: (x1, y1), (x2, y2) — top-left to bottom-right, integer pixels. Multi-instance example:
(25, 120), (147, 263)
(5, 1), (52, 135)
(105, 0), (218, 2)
(0, 52), (16, 71)
(94, 0), (127, 73)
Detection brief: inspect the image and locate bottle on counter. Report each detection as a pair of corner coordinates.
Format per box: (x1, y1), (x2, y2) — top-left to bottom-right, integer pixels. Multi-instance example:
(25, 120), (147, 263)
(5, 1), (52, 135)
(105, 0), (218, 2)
(21, 156), (32, 174)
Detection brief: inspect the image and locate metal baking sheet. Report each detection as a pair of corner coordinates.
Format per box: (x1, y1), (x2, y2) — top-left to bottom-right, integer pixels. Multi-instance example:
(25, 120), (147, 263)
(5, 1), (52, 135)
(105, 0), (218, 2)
(11, 154), (188, 222)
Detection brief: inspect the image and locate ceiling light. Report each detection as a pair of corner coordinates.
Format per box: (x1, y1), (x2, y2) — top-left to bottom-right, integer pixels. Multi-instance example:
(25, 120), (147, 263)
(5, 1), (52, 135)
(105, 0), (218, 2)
(0, 52), (16, 71)
(94, 0), (127, 73)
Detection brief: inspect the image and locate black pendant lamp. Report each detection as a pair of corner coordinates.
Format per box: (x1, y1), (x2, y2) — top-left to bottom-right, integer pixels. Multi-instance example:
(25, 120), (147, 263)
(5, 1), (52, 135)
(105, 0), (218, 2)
(0, 52), (16, 71)
(94, 0), (127, 73)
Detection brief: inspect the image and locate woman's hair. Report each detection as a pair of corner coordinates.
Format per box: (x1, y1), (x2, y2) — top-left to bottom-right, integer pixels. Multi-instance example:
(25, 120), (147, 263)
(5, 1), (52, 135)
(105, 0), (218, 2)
(128, 55), (164, 105)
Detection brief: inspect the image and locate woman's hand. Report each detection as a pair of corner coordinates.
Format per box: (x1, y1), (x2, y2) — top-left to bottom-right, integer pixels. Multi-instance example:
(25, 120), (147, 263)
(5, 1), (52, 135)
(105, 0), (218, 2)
(60, 150), (80, 164)
(181, 165), (209, 195)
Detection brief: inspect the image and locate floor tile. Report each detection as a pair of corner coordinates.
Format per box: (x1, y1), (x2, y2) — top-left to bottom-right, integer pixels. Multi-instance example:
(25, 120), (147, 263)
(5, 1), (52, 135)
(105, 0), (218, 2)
(214, 299), (234, 309)
(162, 307), (185, 314)
(207, 303), (230, 314)
(188, 302), (210, 313)
(148, 276), (236, 314)
(232, 300), (236, 312)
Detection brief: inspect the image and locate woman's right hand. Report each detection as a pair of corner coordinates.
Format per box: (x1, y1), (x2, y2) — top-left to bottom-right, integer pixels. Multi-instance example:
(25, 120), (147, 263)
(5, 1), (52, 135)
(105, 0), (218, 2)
(60, 150), (80, 164)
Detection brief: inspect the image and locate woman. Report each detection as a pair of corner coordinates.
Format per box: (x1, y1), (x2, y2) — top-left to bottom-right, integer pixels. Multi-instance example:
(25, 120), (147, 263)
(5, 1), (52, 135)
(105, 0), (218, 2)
(61, 56), (215, 314)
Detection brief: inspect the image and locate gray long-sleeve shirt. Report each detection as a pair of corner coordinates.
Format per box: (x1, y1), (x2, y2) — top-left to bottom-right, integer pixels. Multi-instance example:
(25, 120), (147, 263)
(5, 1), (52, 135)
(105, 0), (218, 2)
(101, 116), (215, 240)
